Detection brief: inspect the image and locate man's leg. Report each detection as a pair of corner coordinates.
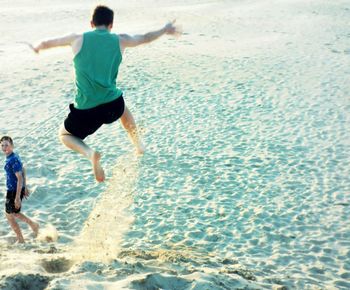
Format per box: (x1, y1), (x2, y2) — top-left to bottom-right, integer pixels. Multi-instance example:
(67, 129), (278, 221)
(59, 125), (105, 182)
(6, 213), (25, 243)
(120, 106), (145, 155)
(14, 213), (39, 237)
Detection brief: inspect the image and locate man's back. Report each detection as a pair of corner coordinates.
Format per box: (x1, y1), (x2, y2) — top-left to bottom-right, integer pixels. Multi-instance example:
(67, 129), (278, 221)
(74, 29), (123, 110)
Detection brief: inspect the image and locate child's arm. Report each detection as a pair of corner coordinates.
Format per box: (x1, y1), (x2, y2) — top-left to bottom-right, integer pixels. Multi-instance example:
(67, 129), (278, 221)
(23, 166), (30, 198)
(29, 33), (81, 53)
(14, 171), (24, 210)
(119, 20), (181, 52)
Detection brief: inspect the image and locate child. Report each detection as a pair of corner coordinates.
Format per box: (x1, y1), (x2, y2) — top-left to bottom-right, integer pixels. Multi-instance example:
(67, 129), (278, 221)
(30, 5), (181, 182)
(1, 136), (39, 243)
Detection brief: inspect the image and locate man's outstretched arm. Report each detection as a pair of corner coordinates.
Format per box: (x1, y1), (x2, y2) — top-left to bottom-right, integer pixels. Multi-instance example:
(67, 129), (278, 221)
(29, 33), (81, 53)
(119, 20), (181, 51)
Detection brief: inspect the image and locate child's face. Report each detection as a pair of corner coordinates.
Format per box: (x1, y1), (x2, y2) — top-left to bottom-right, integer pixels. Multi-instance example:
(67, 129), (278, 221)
(1, 140), (13, 156)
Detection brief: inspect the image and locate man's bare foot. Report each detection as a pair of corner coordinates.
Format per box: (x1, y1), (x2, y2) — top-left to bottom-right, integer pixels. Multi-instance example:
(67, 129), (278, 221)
(32, 222), (39, 238)
(136, 143), (146, 155)
(91, 151), (105, 182)
(127, 131), (145, 155)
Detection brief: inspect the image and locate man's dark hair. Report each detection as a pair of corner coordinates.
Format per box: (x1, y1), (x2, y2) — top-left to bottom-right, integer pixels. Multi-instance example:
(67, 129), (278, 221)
(0, 136), (13, 145)
(92, 5), (114, 26)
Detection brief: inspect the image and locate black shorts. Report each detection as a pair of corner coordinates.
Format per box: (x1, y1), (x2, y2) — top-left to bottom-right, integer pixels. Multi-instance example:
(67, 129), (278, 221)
(5, 188), (25, 214)
(64, 96), (125, 140)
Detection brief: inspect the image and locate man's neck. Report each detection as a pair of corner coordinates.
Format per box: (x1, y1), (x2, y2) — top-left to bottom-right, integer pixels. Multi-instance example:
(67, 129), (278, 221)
(95, 25), (109, 31)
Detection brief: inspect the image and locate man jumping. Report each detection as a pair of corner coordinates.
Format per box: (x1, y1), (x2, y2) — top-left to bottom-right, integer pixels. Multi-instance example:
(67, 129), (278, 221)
(30, 5), (180, 182)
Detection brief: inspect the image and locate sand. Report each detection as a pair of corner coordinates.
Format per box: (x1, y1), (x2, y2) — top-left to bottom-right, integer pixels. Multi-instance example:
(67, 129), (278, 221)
(0, 0), (349, 289)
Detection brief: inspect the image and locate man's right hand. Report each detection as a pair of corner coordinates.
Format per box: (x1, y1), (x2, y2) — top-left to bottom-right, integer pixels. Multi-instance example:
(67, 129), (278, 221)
(164, 19), (182, 36)
(164, 20), (182, 36)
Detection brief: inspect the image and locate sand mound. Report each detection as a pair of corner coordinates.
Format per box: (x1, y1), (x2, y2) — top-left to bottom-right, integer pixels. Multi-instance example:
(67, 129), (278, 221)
(40, 257), (73, 273)
(0, 273), (50, 290)
(130, 273), (191, 290)
(118, 249), (193, 264)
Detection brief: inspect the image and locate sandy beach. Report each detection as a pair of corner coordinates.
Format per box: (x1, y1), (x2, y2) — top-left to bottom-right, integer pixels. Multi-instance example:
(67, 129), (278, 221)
(0, 0), (349, 289)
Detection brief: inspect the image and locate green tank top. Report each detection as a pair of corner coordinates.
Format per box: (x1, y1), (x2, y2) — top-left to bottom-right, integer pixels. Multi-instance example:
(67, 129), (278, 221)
(73, 29), (123, 109)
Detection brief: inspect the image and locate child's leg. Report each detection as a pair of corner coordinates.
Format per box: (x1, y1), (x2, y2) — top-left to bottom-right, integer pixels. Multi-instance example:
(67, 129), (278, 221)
(58, 125), (105, 182)
(14, 213), (39, 237)
(5, 213), (24, 243)
(120, 106), (145, 155)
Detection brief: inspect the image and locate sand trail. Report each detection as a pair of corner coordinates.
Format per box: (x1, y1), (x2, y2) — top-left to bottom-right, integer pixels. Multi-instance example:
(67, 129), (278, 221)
(69, 153), (138, 264)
